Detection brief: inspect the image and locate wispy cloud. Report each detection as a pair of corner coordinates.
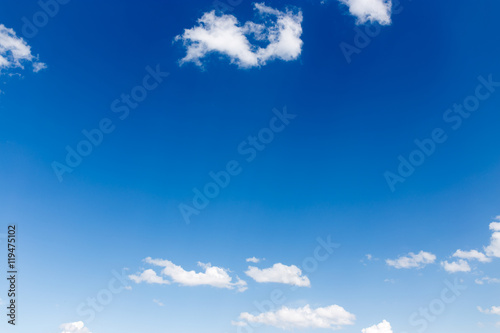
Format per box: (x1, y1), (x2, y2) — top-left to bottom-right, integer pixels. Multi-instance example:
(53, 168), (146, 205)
(478, 306), (500, 316)
(386, 251), (436, 269)
(475, 276), (500, 285)
(0, 24), (46, 74)
(153, 299), (165, 307)
(175, 3), (303, 68)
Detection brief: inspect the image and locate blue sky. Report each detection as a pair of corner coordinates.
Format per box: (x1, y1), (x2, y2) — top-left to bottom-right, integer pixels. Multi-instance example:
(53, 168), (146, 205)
(0, 0), (500, 332)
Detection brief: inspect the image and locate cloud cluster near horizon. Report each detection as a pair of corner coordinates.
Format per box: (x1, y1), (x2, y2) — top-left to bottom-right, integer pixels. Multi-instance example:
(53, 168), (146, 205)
(441, 218), (500, 273)
(233, 304), (355, 329)
(175, 3), (303, 68)
(0, 24), (46, 75)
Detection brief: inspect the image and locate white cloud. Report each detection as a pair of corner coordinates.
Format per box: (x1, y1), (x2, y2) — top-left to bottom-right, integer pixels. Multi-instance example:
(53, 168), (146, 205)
(131, 257), (247, 292)
(246, 257), (262, 263)
(339, 0), (392, 25)
(478, 306), (500, 316)
(129, 269), (170, 285)
(245, 263), (310, 287)
(175, 3), (303, 68)
(485, 222), (500, 258)
(386, 251), (436, 269)
(237, 304), (355, 330)
(441, 260), (471, 273)
(490, 222), (500, 231)
(362, 320), (393, 333)
(59, 321), (91, 333)
(0, 24), (46, 74)
(453, 249), (491, 263)
(475, 276), (500, 285)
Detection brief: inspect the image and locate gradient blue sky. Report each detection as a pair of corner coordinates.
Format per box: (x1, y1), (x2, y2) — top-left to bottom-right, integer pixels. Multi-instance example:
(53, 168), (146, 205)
(1, 0), (500, 332)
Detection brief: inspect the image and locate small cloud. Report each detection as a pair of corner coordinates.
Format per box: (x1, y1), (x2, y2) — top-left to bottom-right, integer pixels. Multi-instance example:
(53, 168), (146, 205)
(245, 263), (310, 287)
(362, 320), (393, 333)
(386, 251), (436, 269)
(246, 257), (263, 263)
(338, 0), (392, 25)
(153, 299), (164, 307)
(384, 278), (395, 284)
(478, 306), (500, 316)
(59, 321), (91, 333)
(32, 61), (47, 72)
(441, 260), (471, 273)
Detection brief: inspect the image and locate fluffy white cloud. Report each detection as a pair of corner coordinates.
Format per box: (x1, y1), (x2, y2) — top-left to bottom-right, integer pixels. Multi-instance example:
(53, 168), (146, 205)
(386, 251), (436, 269)
(130, 257), (247, 292)
(339, 0), (392, 25)
(475, 276), (500, 285)
(237, 304), (355, 330)
(453, 249), (491, 263)
(246, 257), (262, 263)
(362, 320), (393, 333)
(0, 24), (45, 74)
(485, 222), (500, 258)
(129, 269), (170, 285)
(478, 306), (500, 316)
(175, 3), (303, 68)
(245, 263), (310, 287)
(441, 260), (471, 273)
(59, 321), (91, 333)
